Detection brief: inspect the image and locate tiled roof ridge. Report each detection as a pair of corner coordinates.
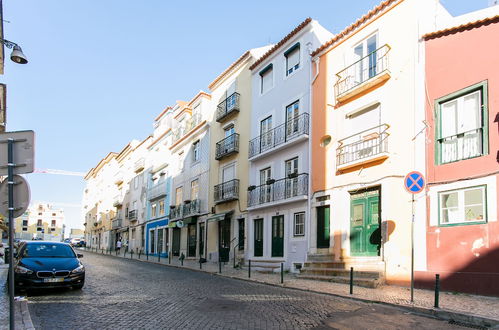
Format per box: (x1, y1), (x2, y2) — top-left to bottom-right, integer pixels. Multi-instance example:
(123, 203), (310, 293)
(249, 17), (313, 71)
(311, 0), (399, 57)
(422, 14), (499, 40)
(208, 51), (251, 90)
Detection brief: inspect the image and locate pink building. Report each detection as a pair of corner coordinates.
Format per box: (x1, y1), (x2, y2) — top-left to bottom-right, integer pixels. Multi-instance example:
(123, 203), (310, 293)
(418, 15), (499, 296)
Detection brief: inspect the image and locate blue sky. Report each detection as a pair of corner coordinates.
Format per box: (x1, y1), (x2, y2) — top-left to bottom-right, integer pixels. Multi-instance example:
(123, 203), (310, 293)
(2, 0), (490, 230)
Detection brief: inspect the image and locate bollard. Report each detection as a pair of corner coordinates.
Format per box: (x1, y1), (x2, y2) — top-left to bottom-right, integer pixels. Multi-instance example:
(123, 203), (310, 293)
(101, 249), (103, 254)
(158, 253), (160, 263)
(138, 251), (141, 259)
(434, 274), (440, 308)
(248, 260), (251, 278)
(219, 258), (222, 274)
(199, 260), (202, 270)
(350, 267), (354, 295)
(233, 249), (236, 269)
(169, 254), (171, 264)
(146, 251), (149, 261)
(280, 263), (284, 284)
(181, 258), (184, 266)
(130, 251), (133, 259)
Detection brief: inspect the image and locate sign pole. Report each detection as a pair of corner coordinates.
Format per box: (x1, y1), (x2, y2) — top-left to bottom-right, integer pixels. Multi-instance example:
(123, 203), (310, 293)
(8, 138), (15, 330)
(411, 194), (415, 303)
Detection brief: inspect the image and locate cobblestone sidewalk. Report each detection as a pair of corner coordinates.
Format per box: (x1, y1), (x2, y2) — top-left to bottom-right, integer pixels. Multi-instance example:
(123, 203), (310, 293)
(84, 248), (499, 327)
(0, 264), (33, 330)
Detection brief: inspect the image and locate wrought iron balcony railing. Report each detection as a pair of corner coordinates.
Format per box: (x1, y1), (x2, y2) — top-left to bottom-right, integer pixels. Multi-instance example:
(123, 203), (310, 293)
(215, 133), (239, 160)
(248, 173), (308, 207)
(172, 113), (202, 143)
(335, 44), (390, 98)
(214, 179), (239, 204)
(249, 113), (309, 158)
(170, 199), (201, 220)
(148, 181), (168, 201)
(438, 128), (483, 164)
(336, 124), (389, 167)
(216, 92), (240, 122)
(128, 210), (138, 221)
(112, 218), (122, 229)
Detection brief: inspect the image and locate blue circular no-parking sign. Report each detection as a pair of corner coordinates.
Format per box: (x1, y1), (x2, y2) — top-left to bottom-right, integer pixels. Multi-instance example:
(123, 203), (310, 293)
(404, 171), (425, 194)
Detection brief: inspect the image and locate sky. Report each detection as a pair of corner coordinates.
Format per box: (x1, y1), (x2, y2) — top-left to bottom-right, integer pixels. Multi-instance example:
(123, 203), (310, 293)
(1, 0), (491, 231)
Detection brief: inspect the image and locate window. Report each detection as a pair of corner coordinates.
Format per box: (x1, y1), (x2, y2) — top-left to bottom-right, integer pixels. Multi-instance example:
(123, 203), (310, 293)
(285, 157), (299, 198)
(439, 186), (486, 226)
(437, 81), (487, 164)
(260, 116), (273, 151)
(286, 100), (300, 137)
(151, 203), (157, 218)
(51, 220), (56, 227)
(175, 187), (183, 205)
(285, 43), (300, 76)
(22, 220), (28, 226)
(159, 200), (165, 216)
(37, 219), (42, 227)
(132, 201), (137, 211)
(294, 212), (305, 236)
(193, 141), (200, 162)
(22, 227), (28, 232)
(260, 167), (272, 203)
(260, 64), (273, 94)
(134, 176), (139, 189)
(191, 180), (199, 200)
(353, 34), (378, 83)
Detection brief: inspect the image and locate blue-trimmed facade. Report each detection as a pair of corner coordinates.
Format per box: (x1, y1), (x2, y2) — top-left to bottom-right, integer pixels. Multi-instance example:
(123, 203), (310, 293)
(145, 171), (171, 257)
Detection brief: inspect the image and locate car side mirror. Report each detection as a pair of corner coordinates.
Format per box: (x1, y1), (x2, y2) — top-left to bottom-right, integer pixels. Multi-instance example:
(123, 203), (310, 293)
(77, 254), (83, 258)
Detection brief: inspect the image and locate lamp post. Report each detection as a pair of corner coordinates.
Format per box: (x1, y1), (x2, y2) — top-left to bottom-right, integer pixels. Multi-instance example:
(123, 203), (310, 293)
(1, 37), (28, 330)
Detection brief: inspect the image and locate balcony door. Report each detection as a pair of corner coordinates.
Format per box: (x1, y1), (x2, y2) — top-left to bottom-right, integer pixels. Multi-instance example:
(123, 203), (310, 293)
(226, 81), (237, 111)
(222, 164), (235, 200)
(224, 125), (235, 153)
(260, 116), (273, 152)
(285, 100), (300, 139)
(285, 157), (298, 198)
(259, 167), (272, 203)
(354, 34), (377, 83)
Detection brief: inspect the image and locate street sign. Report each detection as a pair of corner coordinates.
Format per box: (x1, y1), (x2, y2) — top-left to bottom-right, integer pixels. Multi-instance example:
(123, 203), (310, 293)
(404, 171), (425, 194)
(0, 174), (31, 218)
(0, 130), (35, 175)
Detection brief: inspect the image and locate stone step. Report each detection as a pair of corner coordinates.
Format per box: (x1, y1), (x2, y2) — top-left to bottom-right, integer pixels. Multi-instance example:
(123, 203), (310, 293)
(307, 254), (335, 262)
(296, 274), (381, 288)
(300, 267), (382, 279)
(303, 261), (384, 271)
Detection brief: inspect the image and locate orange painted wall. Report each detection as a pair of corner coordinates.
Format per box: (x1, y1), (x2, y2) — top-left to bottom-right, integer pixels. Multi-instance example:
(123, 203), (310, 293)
(422, 20), (499, 296)
(311, 55), (330, 193)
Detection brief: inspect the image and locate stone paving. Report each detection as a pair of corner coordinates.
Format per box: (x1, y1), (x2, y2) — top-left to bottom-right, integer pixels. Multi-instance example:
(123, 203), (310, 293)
(28, 252), (468, 330)
(86, 248), (499, 323)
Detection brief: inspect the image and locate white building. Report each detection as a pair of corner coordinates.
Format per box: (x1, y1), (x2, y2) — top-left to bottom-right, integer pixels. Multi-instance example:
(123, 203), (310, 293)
(247, 18), (332, 272)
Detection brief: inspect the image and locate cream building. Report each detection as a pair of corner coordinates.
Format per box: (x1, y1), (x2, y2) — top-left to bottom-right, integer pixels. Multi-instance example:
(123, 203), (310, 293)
(15, 203), (64, 241)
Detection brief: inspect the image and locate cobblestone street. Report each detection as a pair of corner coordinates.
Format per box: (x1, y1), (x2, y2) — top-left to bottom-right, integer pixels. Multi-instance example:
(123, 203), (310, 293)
(25, 253), (468, 330)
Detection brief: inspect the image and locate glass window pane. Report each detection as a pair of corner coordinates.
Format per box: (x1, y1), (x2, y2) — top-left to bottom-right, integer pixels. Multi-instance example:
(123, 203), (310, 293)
(352, 204), (363, 226)
(459, 91), (480, 133)
(465, 188), (483, 205)
(287, 48), (300, 70)
(465, 205), (484, 221)
(441, 100), (457, 138)
(441, 192), (458, 208)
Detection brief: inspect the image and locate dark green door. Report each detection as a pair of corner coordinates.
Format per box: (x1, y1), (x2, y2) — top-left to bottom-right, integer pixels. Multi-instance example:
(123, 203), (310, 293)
(317, 206), (330, 248)
(187, 224), (197, 257)
(238, 218), (244, 251)
(254, 218), (263, 257)
(271, 215), (284, 257)
(218, 218), (231, 262)
(350, 192), (380, 256)
(199, 223), (205, 257)
(172, 228), (181, 256)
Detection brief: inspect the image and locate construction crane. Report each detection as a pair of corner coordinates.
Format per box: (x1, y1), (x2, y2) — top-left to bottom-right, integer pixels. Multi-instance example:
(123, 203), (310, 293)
(34, 168), (86, 177)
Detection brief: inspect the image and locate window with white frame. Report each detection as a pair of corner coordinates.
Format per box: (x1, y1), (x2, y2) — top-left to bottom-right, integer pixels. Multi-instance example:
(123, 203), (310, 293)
(175, 187), (183, 205)
(260, 64), (273, 94)
(193, 140), (200, 162)
(437, 81), (487, 164)
(439, 185), (486, 225)
(294, 212), (305, 236)
(151, 203), (157, 218)
(159, 200), (165, 216)
(191, 179), (199, 200)
(134, 176), (139, 189)
(285, 43), (300, 76)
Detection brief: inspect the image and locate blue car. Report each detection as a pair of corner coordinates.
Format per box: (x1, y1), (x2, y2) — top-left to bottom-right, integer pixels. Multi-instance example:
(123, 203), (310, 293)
(13, 241), (85, 291)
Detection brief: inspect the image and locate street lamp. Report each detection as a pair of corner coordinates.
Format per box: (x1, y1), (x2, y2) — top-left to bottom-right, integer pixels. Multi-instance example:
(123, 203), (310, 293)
(0, 38), (28, 64)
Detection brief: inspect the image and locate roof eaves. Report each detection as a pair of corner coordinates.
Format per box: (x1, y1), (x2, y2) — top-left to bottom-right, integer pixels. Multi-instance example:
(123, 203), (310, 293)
(208, 51), (251, 91)
(422, 14), (499, 40)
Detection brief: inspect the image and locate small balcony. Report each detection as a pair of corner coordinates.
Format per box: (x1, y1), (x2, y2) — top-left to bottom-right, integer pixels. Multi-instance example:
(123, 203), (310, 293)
(113, 194), (123, 207)
(148, 181), (168, 201)
(249, 113), (309, 160)
(214, 179), (240, 204)
(172, 113), (202, 143)
(112, 218), (122, 229)
(248, 173), (308, 208)
(114, 172), (124, 185)
(335, 44), (391, 103)
(134, 158), (145, 173)
(336, 124), (390, 171)
(216, 92), (240, 122)
(215, 133), (239, 160)
(128, 210), (138, 221)
(170, 199), (201, 220)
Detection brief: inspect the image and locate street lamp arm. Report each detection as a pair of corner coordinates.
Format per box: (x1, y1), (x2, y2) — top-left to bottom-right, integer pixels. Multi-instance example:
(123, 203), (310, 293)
(0, 38), (20, 49)
(0, 38), (28, 64)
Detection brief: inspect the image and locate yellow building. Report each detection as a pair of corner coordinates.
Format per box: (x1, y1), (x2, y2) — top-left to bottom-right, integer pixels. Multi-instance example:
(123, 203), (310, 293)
(14, 203), (64, 241)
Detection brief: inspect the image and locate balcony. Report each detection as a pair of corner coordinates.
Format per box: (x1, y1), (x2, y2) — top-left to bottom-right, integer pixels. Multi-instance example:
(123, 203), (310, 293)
(172, 113), (202, 144)
(249, 113), (309, 160)
(214, 179), (239, 204)
(248, 173), (308, 208)
(170, 199), (201, 220)
(114, 172), (124, 185)
(128, 210), (138, 221)
(112, 218), (122, 229)
(335, 44), (391, 103)
(438, 128), (482, 164)
(215, 133), (239, 160)
(336, 124), (389, 171)
(134, 158), (145, 173)
(216, 92), (240, 122)
(148, 181), (168, 201)
(113, 193), (123, 207)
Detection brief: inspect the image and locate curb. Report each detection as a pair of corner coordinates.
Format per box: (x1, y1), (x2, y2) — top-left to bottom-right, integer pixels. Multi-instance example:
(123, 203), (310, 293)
(17, 300), (35, 330)
(86, 250), (499, 329)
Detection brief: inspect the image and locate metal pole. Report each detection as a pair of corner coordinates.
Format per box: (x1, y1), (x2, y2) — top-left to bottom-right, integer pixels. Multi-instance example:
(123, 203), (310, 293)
(168, 253), (171, 264)
(434, 274), (440, 308)
(233, 248), (236, 268)
(130, 250), (133, 259)
(7, 138), (15, 330)
(158, 252), (160, 263)
(280, 263), (283, 284)
(248, 260), (251, 278)
(218, 257), (221, 274)
(349, 267), (354, 294)
(146, 251), (148, 261)
(411, 195), (415, 303)
(199, 260), (202, 270)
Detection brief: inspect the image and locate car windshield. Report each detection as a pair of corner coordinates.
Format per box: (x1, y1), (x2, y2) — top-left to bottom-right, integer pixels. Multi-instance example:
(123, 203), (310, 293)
(22, 243), (76, 258)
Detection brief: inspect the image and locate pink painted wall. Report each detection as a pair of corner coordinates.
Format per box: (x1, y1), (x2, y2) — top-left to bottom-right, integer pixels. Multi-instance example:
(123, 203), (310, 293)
(422, 20), (499, 296)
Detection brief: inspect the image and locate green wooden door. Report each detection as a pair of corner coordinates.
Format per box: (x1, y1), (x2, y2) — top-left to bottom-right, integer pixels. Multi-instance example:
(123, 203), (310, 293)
(271, 215), (284, 257)
(316, 206), (330, 248)
(350, 193), (380, 256)
(172, 228), (181, 256)
(254, 218), (263, 257)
